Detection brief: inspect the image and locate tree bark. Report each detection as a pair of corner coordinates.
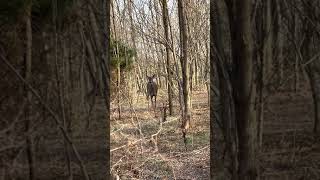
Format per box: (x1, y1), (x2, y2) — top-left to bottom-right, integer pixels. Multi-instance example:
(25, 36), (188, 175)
(307, 69), (320, 134)
(178, 0), (190, 117)
(25, 2), (35, 179)
(111, 0), (121, 120)
(104, 0), (111, 178)
(231, 0), (258, 179)
(53, 1), (72, 178)
(211, 0), (239, 179)
(301, 1), (320, 135)
(161, 0), (174, 115)
(275, 0), (283, 84)
(262, 0), (273, 84)
(210, 1), (216, 177)
(293, 14), (300, 92)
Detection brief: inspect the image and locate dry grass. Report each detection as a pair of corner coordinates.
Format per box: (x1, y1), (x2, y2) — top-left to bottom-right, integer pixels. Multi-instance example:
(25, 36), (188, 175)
(111, 89), (210, 180)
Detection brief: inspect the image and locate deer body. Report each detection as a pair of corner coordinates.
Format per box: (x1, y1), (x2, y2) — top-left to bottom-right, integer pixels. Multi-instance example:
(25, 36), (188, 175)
(146, 75), (158, 111)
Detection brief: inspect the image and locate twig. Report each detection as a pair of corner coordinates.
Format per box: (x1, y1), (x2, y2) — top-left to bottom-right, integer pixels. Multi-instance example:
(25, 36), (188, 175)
(0, 100), (26, 135)
(111, 139), (142, 152)
(0, 51), (90, 180)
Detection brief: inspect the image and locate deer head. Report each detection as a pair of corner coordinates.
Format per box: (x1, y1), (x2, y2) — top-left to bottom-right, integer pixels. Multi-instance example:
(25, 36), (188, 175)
(146, 74), (156, 84)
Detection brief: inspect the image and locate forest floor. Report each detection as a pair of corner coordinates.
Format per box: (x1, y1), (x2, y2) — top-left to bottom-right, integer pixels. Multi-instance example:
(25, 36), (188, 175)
(213, 84), (320, 180)
(6, 100), (109, 180)
(111, 88), (210, 180)
(8, 84), (318, 180)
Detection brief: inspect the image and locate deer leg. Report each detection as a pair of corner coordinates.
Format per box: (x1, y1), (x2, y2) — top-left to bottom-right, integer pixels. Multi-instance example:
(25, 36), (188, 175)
(153, 96), (157, 117)
(151, 96), (153, 108)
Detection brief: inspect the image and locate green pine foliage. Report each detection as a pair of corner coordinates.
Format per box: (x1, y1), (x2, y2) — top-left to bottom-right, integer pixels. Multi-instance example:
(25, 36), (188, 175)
(110, 39), (136, 71)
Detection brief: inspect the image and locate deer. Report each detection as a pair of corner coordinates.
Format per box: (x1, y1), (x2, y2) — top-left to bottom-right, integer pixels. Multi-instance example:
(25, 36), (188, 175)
(146, 74), (158, 114)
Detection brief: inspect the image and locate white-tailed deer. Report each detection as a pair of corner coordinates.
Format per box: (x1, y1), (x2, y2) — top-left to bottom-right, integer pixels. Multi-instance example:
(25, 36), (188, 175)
(146, 74), (158, 112)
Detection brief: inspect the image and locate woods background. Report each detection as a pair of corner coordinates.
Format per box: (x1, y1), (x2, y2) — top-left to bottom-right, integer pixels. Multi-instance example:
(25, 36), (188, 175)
(0, 0), (320, 180)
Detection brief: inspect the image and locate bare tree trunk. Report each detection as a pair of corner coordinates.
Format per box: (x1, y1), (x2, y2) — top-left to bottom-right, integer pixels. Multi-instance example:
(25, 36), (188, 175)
(210, 0), (216, 175)
(161, 0), (174, 115)
(88, 2), (105, 97)
(53, 1), (72, 178)
(263, 0), (273, 83)
(104, 0), (111, 178)
(66, 32), (73, 133)
(178, 0), (190, 117)
(257, 0), (273, 148)
(128, 0), (143, 100)
(111, 0), (121, 120)
(194, 47), (199, 87)
(62, 37), (73, 180)
(230, 0), (259, 179)
(25, 2), (35, 179)
(117, 63), (121, 120)
(293, 14), (300, 92)
(275, 0), (284, 85)
(256, 5), (264, 149)
(178, 0), (191, 151)
(307, 69), (320, 134)
(212, 0), (239, 178)
(302, 2), (320, 135)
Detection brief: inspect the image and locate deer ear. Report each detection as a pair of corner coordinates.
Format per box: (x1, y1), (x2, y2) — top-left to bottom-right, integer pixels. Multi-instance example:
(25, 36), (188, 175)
(152, 74), (156, 79)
